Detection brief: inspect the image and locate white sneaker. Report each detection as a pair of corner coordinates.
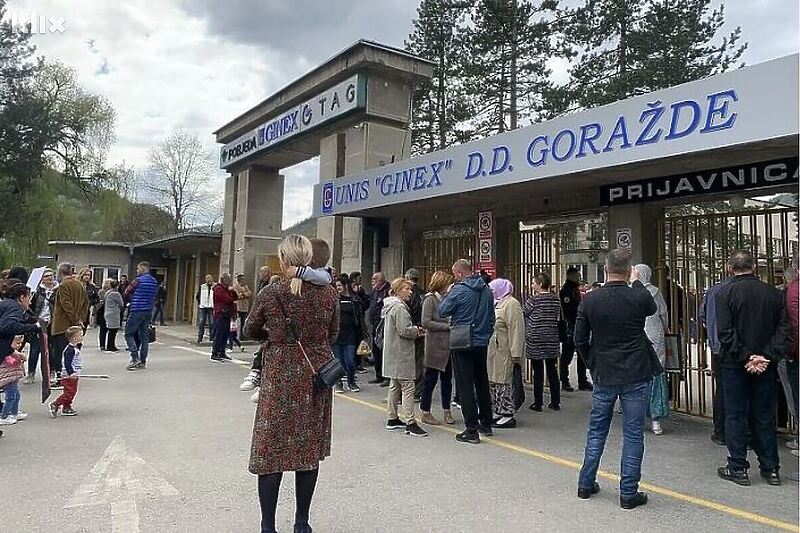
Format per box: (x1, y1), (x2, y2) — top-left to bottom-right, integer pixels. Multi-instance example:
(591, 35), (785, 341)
(0, 417), (17, 425)
(239, 371), (260, 391)
(14, 412), (27, 421)
(652, 420), (663, 435)
(250, 388), (260, 404)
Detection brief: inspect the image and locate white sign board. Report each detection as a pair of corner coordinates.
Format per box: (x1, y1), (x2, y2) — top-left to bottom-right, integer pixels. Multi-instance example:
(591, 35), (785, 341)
(314, 55), (799, 217)
(220, 74), (365, 168)
(616, 228), (632, 250)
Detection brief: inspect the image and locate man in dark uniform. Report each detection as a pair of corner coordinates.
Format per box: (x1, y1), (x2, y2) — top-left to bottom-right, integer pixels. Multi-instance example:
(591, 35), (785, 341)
(368, 272), (391, 386)
(405, 268), (425, 399)
(560, 267), (592, 391)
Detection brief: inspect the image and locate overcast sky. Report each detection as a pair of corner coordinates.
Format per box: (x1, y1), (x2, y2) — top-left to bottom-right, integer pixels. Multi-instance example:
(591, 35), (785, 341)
(7, 0), (799, 228)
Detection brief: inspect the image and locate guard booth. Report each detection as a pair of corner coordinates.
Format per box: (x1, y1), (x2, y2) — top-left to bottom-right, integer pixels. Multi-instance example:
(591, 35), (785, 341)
(311, 52), (799, 418)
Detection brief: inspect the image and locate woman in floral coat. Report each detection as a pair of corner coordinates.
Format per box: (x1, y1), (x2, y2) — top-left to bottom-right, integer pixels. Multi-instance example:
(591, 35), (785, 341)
(245, 235), (339, 533)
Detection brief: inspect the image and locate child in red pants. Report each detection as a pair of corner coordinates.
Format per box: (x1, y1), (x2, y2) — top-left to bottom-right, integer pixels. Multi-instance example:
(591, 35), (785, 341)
(49, 326), (83, 417)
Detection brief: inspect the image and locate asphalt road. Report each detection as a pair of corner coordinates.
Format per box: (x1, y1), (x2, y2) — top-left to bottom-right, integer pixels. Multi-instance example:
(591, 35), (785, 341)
(2, 337), (798, 533)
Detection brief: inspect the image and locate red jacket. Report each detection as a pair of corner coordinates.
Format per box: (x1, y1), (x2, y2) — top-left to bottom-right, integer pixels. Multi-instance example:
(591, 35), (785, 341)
(213, 283), (238, 320)
(787, 278), (798, 360)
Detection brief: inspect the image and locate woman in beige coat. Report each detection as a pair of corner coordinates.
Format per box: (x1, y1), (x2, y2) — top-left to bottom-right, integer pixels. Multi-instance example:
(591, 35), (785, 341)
(419, 271), (454, 426)
(381, 277), (427, 437)
(487, 278), (525, 428)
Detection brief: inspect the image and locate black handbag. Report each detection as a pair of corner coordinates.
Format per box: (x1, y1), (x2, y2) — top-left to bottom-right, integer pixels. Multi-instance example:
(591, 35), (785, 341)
(277, 296), (345, 392)
(148, 325), (157, 343)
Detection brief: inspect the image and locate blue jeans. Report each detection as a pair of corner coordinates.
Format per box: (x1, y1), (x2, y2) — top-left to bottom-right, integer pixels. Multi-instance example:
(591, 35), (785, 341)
(125, 311), (151, 365)
(197, 307), (214, 342)
(1, 380), (20, 418)
(579, 379), (650, 498)
(332, 344), (356, 386)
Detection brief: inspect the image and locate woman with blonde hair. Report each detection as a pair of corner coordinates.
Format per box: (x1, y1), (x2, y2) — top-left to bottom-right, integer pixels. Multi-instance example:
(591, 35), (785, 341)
(245, 235), (340, 533)
(382, 277), (427, 436)
(419, 270), (455, 426)
(487, 278), (525, 428)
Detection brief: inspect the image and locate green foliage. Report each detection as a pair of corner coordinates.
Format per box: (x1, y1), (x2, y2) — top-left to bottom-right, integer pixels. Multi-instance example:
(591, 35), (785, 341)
(0, 168), (175, 270)
(552, 0), (747, 113)
(463, 0), (564, 136)
(406, 0), (474, 154)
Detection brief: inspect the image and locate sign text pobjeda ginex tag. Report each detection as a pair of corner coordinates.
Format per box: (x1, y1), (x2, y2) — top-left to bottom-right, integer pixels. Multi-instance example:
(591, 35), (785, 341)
(220, 74), (364, 168)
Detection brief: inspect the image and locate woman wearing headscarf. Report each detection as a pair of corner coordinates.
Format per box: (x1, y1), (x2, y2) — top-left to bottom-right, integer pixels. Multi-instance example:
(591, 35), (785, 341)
(487, 278), (525, 428)
(634, 263), (670, 435)
(524, 272), (562, 412)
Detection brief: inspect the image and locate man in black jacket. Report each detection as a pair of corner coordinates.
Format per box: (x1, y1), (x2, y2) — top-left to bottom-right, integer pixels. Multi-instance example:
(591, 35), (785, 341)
(575, 249), (659, 510)
(715, 250), (789, 487)
(560, 267), (592, 391)
(368, 272), (391, 385)
(405, 268), (425, 399)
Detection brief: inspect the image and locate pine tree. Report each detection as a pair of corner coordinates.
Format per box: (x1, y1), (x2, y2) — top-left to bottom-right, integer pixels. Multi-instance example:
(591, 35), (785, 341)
(462, 0), (563, 137)
(555, 0), (747, 113)
(557, 0), (646, 111)
(634, 0), (746, 92)
(406, 0), (473, 154)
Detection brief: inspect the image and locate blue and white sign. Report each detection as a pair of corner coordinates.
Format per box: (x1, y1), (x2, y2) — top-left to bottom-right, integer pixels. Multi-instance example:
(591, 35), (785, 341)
(220, 74), (365, 168)
(313, 55), (799, 217)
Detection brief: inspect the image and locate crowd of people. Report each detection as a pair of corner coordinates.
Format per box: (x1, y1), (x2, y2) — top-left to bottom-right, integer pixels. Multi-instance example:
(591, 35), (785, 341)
(0, 239), (796, 531)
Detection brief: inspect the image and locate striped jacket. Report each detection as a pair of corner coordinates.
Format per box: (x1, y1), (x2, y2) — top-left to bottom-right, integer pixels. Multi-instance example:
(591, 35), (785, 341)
(523, 292), (561, 360)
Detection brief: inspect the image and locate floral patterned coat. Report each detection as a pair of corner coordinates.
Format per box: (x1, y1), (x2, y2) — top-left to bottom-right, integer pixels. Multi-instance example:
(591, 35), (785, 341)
(245, 280), (339, 475)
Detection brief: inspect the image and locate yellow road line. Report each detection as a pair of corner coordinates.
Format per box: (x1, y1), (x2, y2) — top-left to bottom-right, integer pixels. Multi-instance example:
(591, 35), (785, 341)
(337, 394), (799, 532)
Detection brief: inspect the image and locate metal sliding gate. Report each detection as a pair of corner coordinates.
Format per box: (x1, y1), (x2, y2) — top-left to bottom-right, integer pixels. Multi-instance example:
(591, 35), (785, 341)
(409, 227), (475, 289)
(507, 225), (562, 299)
(658, 206), (798, 419)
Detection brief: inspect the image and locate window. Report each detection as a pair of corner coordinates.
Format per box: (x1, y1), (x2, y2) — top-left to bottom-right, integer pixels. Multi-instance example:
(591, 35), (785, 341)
(595, 264), (605, 283)
(90, 265), (123, 285)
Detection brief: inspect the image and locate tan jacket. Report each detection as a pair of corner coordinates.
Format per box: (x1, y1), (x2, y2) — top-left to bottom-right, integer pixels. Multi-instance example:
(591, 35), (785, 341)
(51, 278), (89, 335)
(234, 282), (253, 313)
(487, 295), (525, 384)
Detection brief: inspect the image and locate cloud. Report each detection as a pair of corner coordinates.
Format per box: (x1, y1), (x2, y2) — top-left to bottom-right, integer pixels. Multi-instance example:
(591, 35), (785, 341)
(4, 0), (796, 231)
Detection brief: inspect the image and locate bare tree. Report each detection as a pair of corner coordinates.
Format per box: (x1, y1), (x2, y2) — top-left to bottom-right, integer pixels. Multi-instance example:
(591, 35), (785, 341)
(144, 129), (211, 232)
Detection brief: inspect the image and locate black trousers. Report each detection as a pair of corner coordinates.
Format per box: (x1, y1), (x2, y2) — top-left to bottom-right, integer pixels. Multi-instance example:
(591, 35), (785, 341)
(413, 339), (425, 397)
(152, 303), (165, 325)
(251, 348), (263, 372)
(722, 364), (779, 473)
(451, 346), (493, 432)
(97, 312), (108, 349)
(711, 352), (726, 439)
(50, 333), (68, 374)
(560, 340), (589, 386)
(107, 329), (119, 350)
(532, 358), (561, 408)
(372, 340), (385, 381)
(238, 311), (248, 340)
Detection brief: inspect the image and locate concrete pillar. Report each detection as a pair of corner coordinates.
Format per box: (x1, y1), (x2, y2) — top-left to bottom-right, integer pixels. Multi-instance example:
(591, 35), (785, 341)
(230, 166), (284, 285)
(316, 121), (411, 276)
(381, 218), (405, 280)
(607, 204), (663, 267)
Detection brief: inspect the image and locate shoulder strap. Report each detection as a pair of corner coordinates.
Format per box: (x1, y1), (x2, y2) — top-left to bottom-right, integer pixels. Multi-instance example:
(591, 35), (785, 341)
(275, 294), (317, 375)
